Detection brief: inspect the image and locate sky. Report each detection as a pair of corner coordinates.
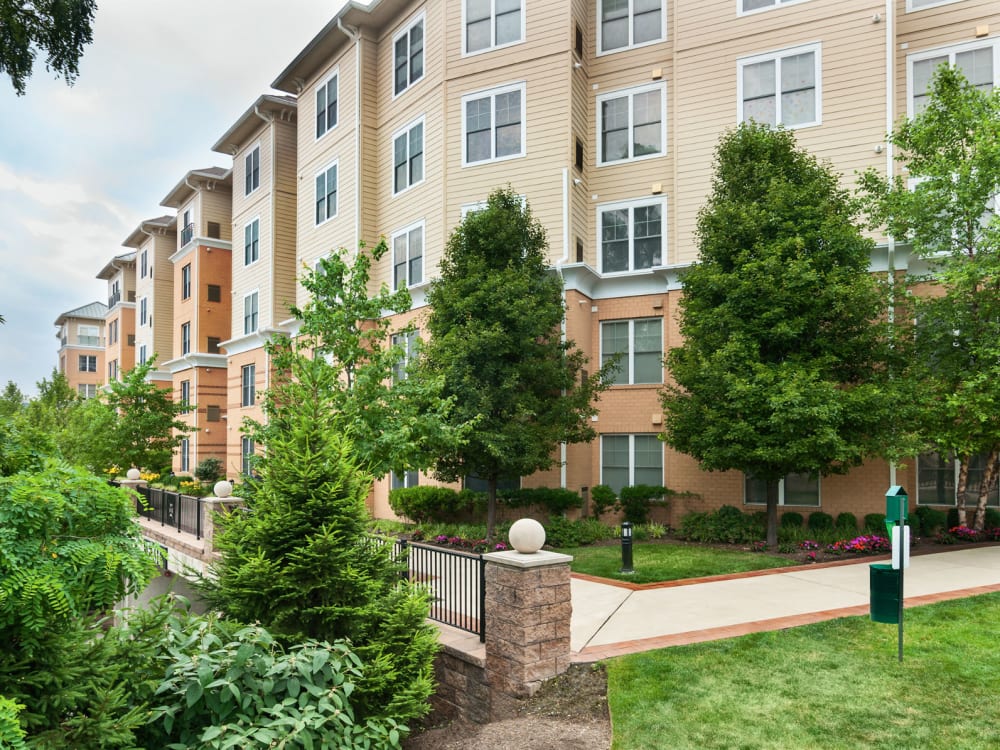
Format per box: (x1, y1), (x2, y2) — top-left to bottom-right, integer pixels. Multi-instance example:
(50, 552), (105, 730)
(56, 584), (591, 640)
(0, 0), (344, 396)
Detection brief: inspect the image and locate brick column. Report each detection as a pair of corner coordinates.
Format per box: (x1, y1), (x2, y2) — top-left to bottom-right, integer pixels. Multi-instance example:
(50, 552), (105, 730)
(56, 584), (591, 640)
(482, 549), (573, 719)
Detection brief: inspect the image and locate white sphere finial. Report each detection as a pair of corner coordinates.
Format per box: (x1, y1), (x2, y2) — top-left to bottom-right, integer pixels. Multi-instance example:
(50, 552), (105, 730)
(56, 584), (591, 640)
(126, 468), (141, 481)
(214, 480), (233, 498)
(508, 518), (546, 554)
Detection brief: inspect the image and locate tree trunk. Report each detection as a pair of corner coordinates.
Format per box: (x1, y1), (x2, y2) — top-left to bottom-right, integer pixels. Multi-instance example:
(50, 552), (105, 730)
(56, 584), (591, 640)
(972, 445), (1000, 531)
(766, 479), (779, 549)
(486, 475), (498, 544)
(956, 456), (970, 527)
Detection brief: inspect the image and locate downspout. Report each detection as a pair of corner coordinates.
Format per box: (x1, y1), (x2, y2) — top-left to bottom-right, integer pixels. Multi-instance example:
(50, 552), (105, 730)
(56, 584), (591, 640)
(337, 18), (362, 250)
(557, 167), (571, 490)
(885, 0), (897, 488)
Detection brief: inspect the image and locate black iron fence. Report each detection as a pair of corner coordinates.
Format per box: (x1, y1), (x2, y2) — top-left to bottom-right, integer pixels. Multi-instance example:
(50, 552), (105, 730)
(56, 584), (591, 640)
(133, 484), (205, 540)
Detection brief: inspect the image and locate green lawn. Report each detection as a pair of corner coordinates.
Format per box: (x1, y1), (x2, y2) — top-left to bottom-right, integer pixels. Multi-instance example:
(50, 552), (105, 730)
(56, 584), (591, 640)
(607, 593), (1000, 749)
(560, 542), (791, 584)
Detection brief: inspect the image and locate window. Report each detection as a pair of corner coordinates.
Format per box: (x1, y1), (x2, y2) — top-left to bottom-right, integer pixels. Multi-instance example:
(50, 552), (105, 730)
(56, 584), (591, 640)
(464, 0), (522, 54)
(745, 473), (820, 507)
(206, 336), (221, 354)
(917, 452), (999, 506)
(740, 0), (812, 14)
(243, 292), (259, 335)
(598, 197), (666, 273)
(180, 380), (191, 413)
(392, 330), (419, 382)
(78, 383), (97, 399)
(140, 250), (148, 278)
(108, 359), (119, 381)
(245, 145), (260, 195)
(598, 0), (665, 55)
(181, 322), (191, 354)
(394, 15), (424, 95)
(575, 138), (584, 171)
(601, 318), (662, 384)
(244, 219), (260, 265)
(316, 72), (338, 138)
(315, 162), (338, 225)
(78, 354), (96, 372)
(139, 297), (148, 326)
(139, 344), (147, 365)
(180, 437), (190, 473)
(601, 434), (662, 494)
(738, 44), (821, 128)
(463, 82), (525, 165)
(206, 405), (221, 422)
(241, 364), (256, 407)
(108, 319), (118, 345)
(392, 223), (424, 290)
(181, 209), (193, 246)
(127, 334), (135, 347)
(909, 40), (998, 116)
(906, 0), (963, 11)
(77, 324), (99, 346)
(181, 263), (191, 299)
(393, 119), (424, 194)
(207, 284), (221, 303)
(241, 436), (256, 476)
(391, 470), (419, 489)
(597, 82), (666, 164)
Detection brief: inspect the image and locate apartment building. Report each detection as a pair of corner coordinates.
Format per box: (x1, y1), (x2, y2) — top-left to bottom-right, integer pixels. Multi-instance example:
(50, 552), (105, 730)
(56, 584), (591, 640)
(97, 252), (137, 384)
(159, 168), (233, 475)
(257, 0), (1000, 521)
(123, 216), (178, 388)
(211, 95), (299, 477)
(54, 302), (107, 399)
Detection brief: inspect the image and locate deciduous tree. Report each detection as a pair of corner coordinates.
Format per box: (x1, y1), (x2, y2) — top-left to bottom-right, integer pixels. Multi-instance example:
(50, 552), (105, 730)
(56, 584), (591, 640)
(0, 0), (97, 95)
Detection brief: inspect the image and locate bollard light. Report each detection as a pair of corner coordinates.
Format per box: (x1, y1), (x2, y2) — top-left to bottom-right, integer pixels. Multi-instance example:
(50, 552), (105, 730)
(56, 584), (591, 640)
(620, 521), (634, 574)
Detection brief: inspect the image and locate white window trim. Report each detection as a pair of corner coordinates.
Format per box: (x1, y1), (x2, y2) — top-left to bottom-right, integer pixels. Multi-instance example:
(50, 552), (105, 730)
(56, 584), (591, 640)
(595, 196), (668, 274)
(243, 289), (260, 335)
(599, 434), (664, 488)
(595, 0), (667, 57)
(737, 42), (822, 129)
(905, 0), (965, 13)
(392, 12), (426, 100)
(392, 115), (426, 196)
(243, 216), (261, 266)
(461, 0), (525, 57)
(599, 317), (664, 385)
(392, 220), (426, 290)
(315, 69), (339, 141)
(461, 194), (525, 219)
(736, 0), (813, 18)
(596, 81), (668, 166)
(906, 38), (1000, 118)
(743, 474), (822, 507)
(314, 159), (339, 226)
(461, 81), (527, 166)
(244, 142), (261, 196)
(241, 364), (256, 407)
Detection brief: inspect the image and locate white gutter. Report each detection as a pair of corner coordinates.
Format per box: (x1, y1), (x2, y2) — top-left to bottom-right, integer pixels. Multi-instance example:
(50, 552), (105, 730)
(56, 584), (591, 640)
(337, 18), (362, 250)
(557, 167), (571, 489)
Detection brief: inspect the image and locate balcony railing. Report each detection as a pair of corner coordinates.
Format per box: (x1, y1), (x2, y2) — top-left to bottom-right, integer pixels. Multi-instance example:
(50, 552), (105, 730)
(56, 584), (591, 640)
(180, 222), (194, 246)
(78, 336), (101, 346)
(108, 291), (121, 308)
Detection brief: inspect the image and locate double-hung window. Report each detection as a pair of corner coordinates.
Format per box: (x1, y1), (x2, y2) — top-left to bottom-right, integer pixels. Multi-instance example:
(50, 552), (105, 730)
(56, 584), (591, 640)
(315, 161), (338, 225)
(598, 0), (665, 55)
(78, 384), (97, 399)
(140, 250), (148, 278)
(181, 322), (190, 354)
(738, 43), (821, 128)
(391, 330), (419, 382)
(180, 438), (190, 473)
(393, 119), (424, 194)
(244, 292), (259, 335)
(598, 197), (666, 273)
(917, 452), (1000, 506)
(139, 344), (147, 365)
(463, 82), (525, 165)
(392, 223), (424, 290)
(464, 0), (522, 54)
(601, 434), (663, 494)
(78, 324), (99, 346)
(241, 436), (256, 475)
(601, 318), (662, 385)
(745, 474), (820, 507)
(740, 0), (812, 14)
(909, 40), (998, 116)
(244, 218), (260, 265)
(245, 145), (260, 195)
(180, 380), (190, 413)
(316, 72), (338, 138)
(78, 355), (96, 372)
(139, 297), (147, 327)
(181, 263), (191, 300)
(241, 364), (256, 407)
(597, 82), (666, 164)
(394, 16), (424, 95)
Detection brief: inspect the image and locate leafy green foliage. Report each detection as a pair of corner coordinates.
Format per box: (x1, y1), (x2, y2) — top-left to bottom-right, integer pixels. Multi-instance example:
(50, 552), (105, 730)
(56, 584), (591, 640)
(415, 187), (611, 540)
(388, 486), (474, 523)
(861, 66), (1000, 531)
(501, 487), (583, 515)
(678, 506), (763, 545)
(863, 513), (887, 534)
(618, 485), (669, 525)
(0, 696), (26, 749)
(194, 457), (223, 483)
(834, 512), (858, 534)
(590, 484), (618, 517)
(779, 512), (803, 529)
(0, 0), (97, 95)
(0, 381), (25, 418)
(664, 122), (904, 547)
(806, 511), (834, 532)
(543, 516), (612, 548)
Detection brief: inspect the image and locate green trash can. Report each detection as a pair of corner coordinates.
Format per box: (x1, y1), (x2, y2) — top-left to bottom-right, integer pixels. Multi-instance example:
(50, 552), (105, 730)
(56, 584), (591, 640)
(870, 563), (900, 624)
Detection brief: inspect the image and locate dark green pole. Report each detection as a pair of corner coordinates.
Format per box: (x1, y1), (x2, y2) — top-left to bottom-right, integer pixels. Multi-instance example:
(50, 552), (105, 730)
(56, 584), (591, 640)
(897, 495), (905, 663)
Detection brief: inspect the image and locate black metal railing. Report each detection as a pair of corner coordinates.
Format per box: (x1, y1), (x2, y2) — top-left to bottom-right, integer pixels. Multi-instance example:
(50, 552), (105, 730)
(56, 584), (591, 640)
(108, 291), (121, 308)
(134, 485), (204, 540)
(180, 222), (194, 246)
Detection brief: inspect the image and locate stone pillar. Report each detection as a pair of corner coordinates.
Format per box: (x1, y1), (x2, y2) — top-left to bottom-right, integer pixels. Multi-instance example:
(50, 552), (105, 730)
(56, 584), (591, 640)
(482, 548), (573, 719)
(201, 480), (244, 554)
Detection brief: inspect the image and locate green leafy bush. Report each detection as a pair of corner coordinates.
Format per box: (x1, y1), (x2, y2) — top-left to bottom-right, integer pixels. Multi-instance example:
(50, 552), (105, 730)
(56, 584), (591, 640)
(619, 484), (669, 525)
(947, 507), (960, 528)
(864, 513), (887, 534)
(678, 505), (762, 544)
(0, 697), (26, 749)
(835, 513), (858, 533)
(915, 506), (947, 536)
(544, 516), (613, 548)
(780, 512), (804, 529)
(985, 508), (1000, 530)
(193, 457), (223, 483)
(389, 486), (472, 523)
(807, 511), (834, 531)
(590, 484), (618, 517)
(501, 487), (583, 515)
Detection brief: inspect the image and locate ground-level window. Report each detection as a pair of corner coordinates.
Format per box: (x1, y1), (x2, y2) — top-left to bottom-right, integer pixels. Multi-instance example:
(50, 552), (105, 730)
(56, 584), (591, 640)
(744, 473), (820, 506)
(601, 434), (663, 494)
(391, 470), (419, 489)
(917, 451), (999, 506)
(465, 473), (520, 493)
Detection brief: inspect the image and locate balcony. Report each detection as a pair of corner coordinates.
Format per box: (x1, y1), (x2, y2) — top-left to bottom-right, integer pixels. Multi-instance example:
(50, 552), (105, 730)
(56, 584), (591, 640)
(108, 291), (120, 308)
(181, 222), (194, 246)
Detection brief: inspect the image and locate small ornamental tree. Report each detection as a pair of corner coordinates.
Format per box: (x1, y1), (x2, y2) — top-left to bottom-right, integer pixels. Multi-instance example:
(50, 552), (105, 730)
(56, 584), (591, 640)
(663, 123), (904, 548)
(860, 66), (1000, 529)
(414, 187), (610, 541)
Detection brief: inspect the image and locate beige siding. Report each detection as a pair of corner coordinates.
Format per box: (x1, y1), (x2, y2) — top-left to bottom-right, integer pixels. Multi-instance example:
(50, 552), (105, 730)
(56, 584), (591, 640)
(152, 235), (175, 361)
(200, 187), (233, 240)
(273, 120), (299, 324)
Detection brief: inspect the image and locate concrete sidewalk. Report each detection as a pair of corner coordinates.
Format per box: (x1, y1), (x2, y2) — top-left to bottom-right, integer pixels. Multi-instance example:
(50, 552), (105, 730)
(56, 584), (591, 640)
(570, 545), (1000, 662)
